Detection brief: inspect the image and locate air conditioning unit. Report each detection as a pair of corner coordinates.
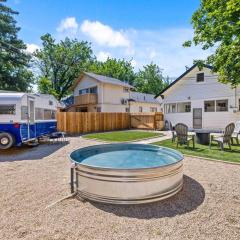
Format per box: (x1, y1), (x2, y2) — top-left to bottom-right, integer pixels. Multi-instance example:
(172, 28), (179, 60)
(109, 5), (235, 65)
(121, 98), (128, 105)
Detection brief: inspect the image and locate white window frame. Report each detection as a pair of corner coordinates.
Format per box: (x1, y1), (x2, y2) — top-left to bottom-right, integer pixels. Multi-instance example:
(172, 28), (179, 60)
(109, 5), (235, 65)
(0, 104), (16, 115)
(204, 100), (215, 112)
(216, 99), (228, 112)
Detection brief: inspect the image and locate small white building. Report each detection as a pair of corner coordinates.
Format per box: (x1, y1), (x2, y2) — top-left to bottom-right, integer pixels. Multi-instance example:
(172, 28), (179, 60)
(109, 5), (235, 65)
(65, 72), (161, 113)
(156, 64), (240, 131)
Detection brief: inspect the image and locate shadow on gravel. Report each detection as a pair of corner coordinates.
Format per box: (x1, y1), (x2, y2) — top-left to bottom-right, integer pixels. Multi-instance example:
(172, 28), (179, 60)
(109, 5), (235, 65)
(90, 175), (205, 219)
(0, 142), (69, 162)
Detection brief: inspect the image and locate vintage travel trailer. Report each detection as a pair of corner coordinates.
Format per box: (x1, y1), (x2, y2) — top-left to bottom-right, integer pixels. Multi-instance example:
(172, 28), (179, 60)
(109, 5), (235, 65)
(0, 91), (58, 149)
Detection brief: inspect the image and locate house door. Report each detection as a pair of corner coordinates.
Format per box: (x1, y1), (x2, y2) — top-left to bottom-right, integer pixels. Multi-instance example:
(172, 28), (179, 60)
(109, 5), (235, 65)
(193, 108), (202, 129)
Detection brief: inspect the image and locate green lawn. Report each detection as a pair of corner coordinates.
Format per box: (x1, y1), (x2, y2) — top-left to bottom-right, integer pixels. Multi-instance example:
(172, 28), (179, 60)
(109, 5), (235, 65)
(83, 130), (163, 142)
(154, 139), (240, 163)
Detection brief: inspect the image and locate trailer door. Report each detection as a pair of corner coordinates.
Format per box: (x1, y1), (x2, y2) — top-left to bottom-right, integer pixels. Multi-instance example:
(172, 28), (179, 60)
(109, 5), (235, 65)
(27, 98), (36, 139)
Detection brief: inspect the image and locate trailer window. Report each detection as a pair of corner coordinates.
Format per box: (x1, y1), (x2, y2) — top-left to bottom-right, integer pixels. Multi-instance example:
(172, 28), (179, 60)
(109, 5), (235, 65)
(21, 106), (28, 120)
(0, 105), (16, 115)
(44, 109), (52, 119)
(51, 111), (56, 119)
(35, 108), (44, 120)
(44, 109), (56, 120)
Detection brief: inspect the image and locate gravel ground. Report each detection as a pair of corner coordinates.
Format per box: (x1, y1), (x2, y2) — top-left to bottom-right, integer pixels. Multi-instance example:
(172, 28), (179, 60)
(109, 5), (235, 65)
(0, 137), (239, 240)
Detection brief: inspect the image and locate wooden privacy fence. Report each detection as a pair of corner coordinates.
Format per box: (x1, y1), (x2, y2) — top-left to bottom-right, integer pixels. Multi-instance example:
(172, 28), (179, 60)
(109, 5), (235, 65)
(57, 112), (164, 134)
(57, 112), (130, 134)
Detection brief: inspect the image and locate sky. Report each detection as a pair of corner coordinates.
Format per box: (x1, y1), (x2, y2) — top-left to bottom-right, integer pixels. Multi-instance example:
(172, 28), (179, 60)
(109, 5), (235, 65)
(8, 0), (210, 77)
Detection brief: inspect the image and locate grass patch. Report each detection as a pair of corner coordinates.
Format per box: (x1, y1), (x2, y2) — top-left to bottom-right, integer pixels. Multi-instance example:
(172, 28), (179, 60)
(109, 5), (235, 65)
(154, 139), (240, 163)
(83, 130), (163, 142)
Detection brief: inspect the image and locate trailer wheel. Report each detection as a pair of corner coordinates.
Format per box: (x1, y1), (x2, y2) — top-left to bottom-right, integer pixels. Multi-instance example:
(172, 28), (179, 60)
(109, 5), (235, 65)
(0, 132), (15, 149)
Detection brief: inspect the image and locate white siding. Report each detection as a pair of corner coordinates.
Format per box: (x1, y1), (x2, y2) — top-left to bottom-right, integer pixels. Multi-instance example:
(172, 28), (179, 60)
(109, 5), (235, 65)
(130, 102), (161, 113)
(161, 67), (240, 130)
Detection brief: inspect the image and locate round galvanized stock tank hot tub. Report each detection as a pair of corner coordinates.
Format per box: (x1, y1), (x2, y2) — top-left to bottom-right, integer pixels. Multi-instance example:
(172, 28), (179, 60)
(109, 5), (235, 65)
(70, 143), (184, 204)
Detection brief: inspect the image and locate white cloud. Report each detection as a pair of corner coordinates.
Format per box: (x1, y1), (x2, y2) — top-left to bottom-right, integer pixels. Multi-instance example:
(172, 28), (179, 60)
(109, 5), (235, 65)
(57, 17), (78, 33)
(96, 51), (111, 62)
(26, 43), (40, 53)
(122, 28), (211, 76)
(80, 20), (130, 48)
(149, 50), (157, 59)
(55, 18), (212, 76)
(130, 59), (137, 68)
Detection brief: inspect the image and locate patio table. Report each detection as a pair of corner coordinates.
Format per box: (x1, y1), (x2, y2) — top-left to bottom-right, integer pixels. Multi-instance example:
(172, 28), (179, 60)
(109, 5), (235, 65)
(193, 129), (220, 145)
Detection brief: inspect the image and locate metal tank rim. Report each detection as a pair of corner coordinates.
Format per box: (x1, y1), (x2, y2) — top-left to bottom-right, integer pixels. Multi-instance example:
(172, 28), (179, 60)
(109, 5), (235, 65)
(68, 143), (184, 171)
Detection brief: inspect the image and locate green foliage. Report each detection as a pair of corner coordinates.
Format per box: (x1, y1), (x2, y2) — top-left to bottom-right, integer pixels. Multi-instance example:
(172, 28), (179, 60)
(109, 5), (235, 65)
(37, 76), (58, 97)
(133, 63), (170, 95)
(88, 58), (136, 85)
(35, 34), (94, 100)
(184, 0), (240, 86)
(0, 0), (34, 91)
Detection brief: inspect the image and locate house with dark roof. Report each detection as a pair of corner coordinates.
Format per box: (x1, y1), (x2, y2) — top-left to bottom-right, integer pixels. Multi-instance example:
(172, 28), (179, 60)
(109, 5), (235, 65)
(65, 72), (161, 113)
(155, 64), (240, 130)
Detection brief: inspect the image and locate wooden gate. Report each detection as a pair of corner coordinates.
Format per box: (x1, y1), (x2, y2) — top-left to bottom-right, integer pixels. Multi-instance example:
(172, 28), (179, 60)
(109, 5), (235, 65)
(130, 112), (164, 130)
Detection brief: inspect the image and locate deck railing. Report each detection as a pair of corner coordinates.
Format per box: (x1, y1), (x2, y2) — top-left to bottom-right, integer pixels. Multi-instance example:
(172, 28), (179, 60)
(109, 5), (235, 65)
(74, 93), (97, 105)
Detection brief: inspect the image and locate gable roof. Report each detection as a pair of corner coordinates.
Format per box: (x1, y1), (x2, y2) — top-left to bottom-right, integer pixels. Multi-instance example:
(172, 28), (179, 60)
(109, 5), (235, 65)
(72, 72), (134, 89)
(129, 92), (160, 104)
(155, 63), (213, 98)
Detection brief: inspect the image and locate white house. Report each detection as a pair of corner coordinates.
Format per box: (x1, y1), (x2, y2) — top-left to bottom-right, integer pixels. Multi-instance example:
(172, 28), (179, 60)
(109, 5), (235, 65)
(65, 72), (161, 113)
(156, 64), (240, 131)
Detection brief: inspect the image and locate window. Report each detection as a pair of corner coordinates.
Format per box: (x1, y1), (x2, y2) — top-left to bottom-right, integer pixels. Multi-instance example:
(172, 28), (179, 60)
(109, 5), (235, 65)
(177, 102), (191, 113)
(49, 100), (53, 106)
(79, 86), (97, 95)
(204, 100), (215, 112)
(164, 102), (191, 113)
(51, 110), (56, 119)
(139, 106), (143, 112)
(123, 87), (129, 92)
(43, 109), (56, 120)
(35, 108), (44, 120)
(216, 99), (228, 112)
(164, 104), (175, 113)
(0, 105), (15, 115)
(96, 107), (101, 112)
(21, 106), (28, 120)
(125, 107), (130, 112)
(90, 86), (97, 94)
(150, 107), (157, 112)
(79, 88), (89, 95)
(196, 73), (204, 82)
(44, 109), (52, 120)
(169, 103), (176, 113)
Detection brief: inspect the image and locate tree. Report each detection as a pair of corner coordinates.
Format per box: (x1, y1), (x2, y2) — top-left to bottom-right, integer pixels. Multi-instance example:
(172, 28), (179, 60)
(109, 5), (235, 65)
(183, 0), (240, 86)
(88, 58), (136, 85)
(35, 34), (93, 100)
(133, 63), (170, 95)
(0, 0), (34, 91)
